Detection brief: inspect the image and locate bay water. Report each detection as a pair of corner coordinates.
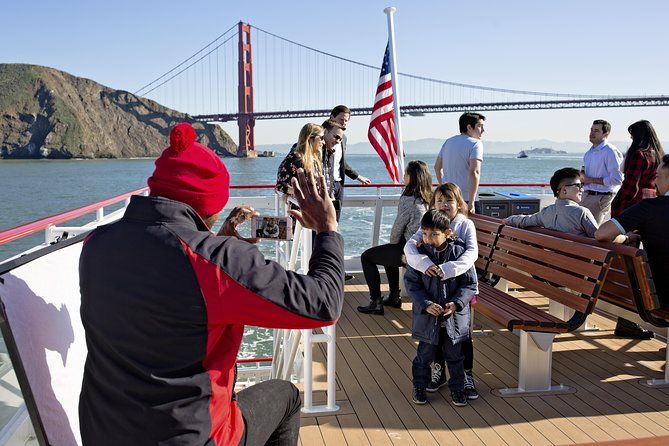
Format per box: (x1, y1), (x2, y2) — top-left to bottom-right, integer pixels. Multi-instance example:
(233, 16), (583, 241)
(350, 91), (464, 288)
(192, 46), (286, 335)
(0, 152), (582, 357)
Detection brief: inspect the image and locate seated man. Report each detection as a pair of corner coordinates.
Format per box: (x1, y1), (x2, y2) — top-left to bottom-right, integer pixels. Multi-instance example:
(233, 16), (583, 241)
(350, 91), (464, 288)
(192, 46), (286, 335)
(79, 123), (344, 446)
(503, 167), (598, 237)
(596, 154), (669, 337)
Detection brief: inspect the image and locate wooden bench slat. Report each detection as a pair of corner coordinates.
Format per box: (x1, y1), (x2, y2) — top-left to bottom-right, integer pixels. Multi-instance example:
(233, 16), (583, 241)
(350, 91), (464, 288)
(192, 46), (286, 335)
(630, 256), (661, 312)
(490, 249), (597, 297)
(477, 285), (569, 333)
(523, 225), (667, 327)
(476, 231), (497, 247)
(605, 267), (628, 285)
(500, 225), (612, 262)
(487, 262), (590, 313)
(494, 236), (604, 280)
(479, 285), (558, 325)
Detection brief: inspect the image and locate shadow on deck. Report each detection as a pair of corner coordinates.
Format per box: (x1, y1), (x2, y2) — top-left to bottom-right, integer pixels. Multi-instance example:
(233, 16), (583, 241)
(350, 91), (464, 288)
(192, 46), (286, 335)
(298, 276), (669, 446)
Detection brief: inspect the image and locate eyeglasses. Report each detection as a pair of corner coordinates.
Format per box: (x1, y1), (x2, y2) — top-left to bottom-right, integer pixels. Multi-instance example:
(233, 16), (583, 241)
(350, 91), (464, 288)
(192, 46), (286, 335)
(563, 183), (584, 190)
(332, 134), (342, 142)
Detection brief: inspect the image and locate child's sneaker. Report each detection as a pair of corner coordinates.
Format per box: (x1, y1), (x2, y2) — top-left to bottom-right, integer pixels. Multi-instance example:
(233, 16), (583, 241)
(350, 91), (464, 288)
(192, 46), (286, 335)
(451, 389), (467, 407)
(464, 371), (479, 400)
(426, 363), (447, 392)
(412, 387), (427, 405)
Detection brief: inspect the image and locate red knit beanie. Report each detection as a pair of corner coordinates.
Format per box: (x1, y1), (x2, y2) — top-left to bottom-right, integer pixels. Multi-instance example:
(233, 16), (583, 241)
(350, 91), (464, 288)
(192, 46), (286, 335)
(148, 122), (230, 217)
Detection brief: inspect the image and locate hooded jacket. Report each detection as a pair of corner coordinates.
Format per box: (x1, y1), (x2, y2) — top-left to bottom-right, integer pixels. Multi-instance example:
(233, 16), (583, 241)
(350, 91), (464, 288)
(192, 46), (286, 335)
(404, 239), (478, 345)
(79, 195), (344, 446)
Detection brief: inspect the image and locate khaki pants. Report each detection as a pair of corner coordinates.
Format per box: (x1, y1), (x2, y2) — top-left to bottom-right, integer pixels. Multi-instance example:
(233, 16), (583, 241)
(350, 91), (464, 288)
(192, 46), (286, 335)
(581, 192), (614, 225)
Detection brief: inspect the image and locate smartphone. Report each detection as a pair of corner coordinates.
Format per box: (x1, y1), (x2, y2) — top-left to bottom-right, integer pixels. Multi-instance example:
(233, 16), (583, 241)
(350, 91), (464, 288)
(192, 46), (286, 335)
(250, 215), (293, 240)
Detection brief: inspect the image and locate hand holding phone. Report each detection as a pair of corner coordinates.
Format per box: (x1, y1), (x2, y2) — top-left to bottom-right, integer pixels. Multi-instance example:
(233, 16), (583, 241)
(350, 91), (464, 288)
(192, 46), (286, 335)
(218, 206), (260, 244)
(251, 215), (293, 240)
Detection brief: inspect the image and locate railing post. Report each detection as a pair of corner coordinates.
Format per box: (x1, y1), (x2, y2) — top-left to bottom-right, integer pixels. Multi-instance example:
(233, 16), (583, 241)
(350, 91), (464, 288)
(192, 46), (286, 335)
(301, 328), (313, 410)
(371, 187), (383, 247)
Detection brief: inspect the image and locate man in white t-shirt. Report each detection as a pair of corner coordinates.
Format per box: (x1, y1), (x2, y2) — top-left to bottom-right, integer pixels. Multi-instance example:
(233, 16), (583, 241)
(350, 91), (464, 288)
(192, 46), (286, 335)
(435, 112), (485, 214)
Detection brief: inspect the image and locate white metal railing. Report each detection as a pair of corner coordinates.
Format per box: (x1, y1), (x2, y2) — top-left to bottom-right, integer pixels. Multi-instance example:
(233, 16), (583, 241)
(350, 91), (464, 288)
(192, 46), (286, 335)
(0, 184), (556, 441)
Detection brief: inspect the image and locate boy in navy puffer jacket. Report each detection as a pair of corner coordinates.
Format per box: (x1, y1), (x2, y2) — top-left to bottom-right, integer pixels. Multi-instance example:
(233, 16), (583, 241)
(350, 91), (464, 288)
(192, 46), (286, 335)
(404, 209), (478, 407)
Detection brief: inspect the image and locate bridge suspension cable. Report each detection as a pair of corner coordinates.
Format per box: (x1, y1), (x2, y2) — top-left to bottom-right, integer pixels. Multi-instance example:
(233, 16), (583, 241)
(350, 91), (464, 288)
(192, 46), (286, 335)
(134, 23), (237, 97)
(250, 24), (612, 100)
(135, 20), (667, 123)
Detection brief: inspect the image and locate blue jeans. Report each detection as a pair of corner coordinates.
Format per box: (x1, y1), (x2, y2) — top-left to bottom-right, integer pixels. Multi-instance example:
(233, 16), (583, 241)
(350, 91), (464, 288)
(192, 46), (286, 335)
(412, 327), (465, 391)
(236, 379), (301, 446)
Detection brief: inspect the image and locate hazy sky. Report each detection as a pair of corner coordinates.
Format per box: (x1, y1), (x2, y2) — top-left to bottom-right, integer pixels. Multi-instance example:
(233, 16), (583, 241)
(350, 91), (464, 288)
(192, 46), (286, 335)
(3, 0), (669, 148)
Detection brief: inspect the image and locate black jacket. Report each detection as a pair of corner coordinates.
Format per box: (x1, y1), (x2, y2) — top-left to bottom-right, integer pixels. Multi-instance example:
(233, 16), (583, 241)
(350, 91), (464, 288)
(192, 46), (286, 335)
(79, 195), (344, 445)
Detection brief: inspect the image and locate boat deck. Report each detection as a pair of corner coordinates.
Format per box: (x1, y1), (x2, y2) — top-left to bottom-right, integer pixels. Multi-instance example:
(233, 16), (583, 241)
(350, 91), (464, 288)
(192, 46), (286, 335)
(298, 276), (669, 445)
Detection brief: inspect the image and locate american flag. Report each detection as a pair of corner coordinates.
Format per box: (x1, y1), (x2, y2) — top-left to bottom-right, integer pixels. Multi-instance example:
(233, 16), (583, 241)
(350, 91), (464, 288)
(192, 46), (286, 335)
(368, 44), (402, 183)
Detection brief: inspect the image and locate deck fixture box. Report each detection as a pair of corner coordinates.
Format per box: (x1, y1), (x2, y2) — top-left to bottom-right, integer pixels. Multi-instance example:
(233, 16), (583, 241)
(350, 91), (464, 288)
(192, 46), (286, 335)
(478, 192), (510, 218)
(496, 191), (541, 216)
(477, 191), (541, 218)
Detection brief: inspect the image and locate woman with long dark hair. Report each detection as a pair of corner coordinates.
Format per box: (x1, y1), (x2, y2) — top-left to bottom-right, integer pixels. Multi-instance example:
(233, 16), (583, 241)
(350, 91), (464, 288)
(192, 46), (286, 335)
(611, 120), (664, 339)
(357, 160), (432, 315)
(611, 120), (664, 216)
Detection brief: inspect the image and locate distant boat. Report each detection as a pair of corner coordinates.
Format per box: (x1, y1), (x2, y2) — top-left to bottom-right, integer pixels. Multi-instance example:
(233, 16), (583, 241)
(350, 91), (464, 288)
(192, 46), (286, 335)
(517, 150), (528, 158)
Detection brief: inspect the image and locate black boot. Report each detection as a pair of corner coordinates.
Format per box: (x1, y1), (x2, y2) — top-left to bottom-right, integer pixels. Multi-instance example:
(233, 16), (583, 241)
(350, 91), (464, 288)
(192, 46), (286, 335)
(614, 317), (654, 340)
(357, 298), (384, 315)
(382, 290), (402, 308)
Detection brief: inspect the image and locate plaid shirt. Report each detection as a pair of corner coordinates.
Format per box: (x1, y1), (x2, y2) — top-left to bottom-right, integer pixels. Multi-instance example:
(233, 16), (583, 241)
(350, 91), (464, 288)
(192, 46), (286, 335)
(611, 149), (658, 217)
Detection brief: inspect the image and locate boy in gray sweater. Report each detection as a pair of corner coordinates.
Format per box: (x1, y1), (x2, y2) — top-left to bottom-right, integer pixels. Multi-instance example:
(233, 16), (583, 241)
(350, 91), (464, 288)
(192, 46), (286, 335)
(503, 167), (598, 237)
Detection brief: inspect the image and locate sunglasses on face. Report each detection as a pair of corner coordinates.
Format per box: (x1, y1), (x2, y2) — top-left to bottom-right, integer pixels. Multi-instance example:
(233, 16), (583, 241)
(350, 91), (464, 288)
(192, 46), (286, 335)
(564, 183), (584, 190)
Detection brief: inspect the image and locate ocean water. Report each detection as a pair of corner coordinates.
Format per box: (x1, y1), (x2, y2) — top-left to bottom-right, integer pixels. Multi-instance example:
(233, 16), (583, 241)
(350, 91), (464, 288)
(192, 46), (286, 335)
(0, 152), (583, 261)
(0, 152), (582, 358)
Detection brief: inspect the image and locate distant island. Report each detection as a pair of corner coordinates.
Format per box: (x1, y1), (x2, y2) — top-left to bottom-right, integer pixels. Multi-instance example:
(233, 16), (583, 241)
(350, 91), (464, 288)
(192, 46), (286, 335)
(520, 147), (568, 155)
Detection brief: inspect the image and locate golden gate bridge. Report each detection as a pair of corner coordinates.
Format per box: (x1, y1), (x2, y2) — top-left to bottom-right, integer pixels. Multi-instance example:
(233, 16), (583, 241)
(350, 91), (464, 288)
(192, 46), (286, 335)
(134, 22), (669, 157)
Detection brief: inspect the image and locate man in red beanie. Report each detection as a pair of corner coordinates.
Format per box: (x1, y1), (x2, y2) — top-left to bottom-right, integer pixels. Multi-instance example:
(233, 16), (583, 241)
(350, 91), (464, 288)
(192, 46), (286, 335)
(79, 122), (343, 446)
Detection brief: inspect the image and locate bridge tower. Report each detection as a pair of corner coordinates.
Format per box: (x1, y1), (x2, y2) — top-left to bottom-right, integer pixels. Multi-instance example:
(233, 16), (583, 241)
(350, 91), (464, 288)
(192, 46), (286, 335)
(237, 22), (256, 157)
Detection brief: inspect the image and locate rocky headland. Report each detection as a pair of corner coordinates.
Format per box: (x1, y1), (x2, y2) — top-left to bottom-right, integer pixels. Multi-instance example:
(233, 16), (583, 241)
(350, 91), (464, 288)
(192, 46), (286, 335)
(0, 64), (237, 159)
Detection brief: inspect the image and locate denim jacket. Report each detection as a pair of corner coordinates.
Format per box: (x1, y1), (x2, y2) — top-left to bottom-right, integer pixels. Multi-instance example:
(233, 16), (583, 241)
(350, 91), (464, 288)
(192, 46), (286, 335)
(404, 238), (478, 345)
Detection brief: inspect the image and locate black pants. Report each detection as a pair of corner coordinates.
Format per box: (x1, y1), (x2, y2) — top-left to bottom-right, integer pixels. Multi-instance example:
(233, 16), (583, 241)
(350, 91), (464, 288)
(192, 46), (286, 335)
(236, 379), (301, 446)
(434, 336), (474, 371)
(413, 328), (465, 391)
(333, 182), (344, 222)
(361, 241), (405, 300)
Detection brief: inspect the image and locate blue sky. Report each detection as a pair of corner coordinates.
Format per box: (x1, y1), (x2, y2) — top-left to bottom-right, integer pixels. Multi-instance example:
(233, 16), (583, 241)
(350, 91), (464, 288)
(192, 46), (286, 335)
(3, 0), (669, 149)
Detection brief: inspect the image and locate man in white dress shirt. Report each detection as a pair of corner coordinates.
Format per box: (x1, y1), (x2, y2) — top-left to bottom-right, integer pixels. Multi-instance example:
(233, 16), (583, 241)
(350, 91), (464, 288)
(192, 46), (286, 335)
(580, 119), (624, 224)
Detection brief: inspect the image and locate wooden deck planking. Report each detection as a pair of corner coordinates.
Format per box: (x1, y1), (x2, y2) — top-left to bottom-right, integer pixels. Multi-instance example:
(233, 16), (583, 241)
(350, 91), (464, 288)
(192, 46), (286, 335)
(337, 296), (479, 445)
(299, 277), (669, 445)
(395, 296), (667, 444)
(343, 294), (545, 446)
(471, 304), (666, 440)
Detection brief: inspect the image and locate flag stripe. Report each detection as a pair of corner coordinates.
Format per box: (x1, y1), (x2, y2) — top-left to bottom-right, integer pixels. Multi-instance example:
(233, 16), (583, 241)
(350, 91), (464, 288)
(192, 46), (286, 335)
(367, 44), (401, 183)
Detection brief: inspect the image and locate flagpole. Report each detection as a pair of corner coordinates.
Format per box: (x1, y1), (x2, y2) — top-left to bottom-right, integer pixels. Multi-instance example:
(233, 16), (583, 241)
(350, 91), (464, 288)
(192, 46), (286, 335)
(383, 6), (405, 183)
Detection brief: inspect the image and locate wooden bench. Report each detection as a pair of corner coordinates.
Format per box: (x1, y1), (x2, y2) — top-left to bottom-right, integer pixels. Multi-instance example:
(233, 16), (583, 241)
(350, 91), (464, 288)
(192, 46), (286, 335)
(521, 226), (669, 387)
(469, 214), (614, 395)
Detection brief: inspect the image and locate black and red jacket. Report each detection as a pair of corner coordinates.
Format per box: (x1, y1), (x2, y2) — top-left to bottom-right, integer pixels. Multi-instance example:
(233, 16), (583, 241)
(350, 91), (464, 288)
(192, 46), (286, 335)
(78, 195), (344, 445)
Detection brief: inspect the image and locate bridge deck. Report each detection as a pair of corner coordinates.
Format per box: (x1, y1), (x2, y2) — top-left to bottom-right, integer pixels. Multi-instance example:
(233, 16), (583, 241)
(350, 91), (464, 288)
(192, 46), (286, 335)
(297, 276), (669, 446)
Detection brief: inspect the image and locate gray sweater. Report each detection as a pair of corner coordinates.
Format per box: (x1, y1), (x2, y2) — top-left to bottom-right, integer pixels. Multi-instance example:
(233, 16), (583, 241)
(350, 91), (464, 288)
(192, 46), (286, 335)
(504, 199), (598, 237)
(390, 195), (428, 244)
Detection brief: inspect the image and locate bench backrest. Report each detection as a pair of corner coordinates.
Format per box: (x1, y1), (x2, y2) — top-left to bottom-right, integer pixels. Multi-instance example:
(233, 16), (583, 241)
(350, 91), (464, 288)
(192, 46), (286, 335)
(468, 214), (503, 272)
(525, 226), (665, 326)
(488, 224), (613, 319)
(0, 237), (86, 446)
